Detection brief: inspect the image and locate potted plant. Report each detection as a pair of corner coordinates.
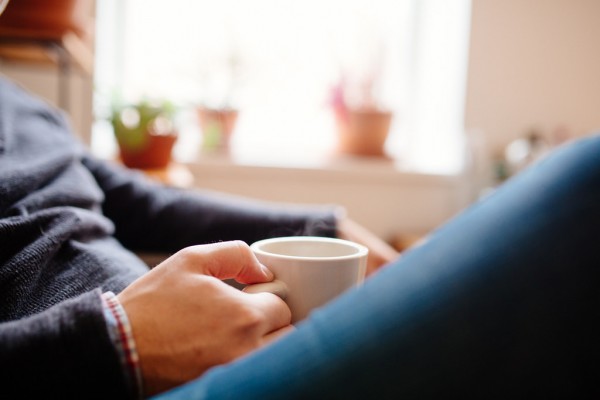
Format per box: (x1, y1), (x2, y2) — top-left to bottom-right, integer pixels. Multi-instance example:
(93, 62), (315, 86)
(195, 47), (244, 154)
(197, 106), (238, 153)
(0, 0), (93, 40)
(110, 99), (178, 169)
(329, 76), (394, 158)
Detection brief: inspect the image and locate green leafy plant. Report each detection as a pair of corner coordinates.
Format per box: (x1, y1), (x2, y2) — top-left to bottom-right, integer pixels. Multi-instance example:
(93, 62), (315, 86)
(111, 99), (176, 152)
(110, 98), (178, 169)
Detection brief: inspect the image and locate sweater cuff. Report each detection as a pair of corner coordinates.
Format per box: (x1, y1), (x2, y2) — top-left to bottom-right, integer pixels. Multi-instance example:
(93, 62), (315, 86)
(101, 291), (143, 399)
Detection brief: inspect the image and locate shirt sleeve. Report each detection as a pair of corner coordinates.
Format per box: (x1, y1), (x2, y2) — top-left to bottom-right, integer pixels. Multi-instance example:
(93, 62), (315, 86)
(82, 155), (341, 254)
(0, 290), (133, 398)
(102, 291), (143, 399)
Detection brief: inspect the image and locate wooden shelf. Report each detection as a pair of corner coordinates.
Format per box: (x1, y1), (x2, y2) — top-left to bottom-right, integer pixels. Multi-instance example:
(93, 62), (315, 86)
(0, 32), (94, 76)
(0, 0), (96, 113)
(0, 0), (95, 75)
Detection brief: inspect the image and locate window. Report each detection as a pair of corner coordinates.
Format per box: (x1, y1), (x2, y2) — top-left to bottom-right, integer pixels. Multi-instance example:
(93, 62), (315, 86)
(93, 0), (471, 174)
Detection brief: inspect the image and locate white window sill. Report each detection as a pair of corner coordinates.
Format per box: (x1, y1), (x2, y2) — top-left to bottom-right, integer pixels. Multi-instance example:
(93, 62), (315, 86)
(183, 150), (462, 184)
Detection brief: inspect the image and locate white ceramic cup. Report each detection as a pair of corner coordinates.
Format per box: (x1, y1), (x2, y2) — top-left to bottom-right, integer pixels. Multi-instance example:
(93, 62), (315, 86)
(244, 236), (368, 324)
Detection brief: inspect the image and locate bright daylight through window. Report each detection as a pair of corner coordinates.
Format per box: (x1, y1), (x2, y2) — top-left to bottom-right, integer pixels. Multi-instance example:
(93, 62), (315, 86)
(93, 0), (471, 174)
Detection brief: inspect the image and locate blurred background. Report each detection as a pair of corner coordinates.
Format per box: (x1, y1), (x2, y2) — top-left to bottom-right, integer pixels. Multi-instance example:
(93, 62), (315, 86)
(1, 0), (599, 251)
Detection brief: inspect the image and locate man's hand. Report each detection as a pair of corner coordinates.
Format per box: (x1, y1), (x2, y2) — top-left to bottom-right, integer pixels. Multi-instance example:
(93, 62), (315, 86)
(117, 241), (293, 397)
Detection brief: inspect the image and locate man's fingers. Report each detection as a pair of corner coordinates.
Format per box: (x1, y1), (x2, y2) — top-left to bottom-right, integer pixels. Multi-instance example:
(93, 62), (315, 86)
(243, 291), (292, 334)
(179, 241), (273, 284)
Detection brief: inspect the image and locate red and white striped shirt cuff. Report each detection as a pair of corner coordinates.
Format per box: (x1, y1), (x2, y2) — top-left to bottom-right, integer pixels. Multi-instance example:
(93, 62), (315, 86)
(101, 291), (143, 399)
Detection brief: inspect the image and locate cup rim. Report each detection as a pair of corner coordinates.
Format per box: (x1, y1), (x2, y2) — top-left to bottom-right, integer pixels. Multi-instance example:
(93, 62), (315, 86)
(250, 236), (368, 261)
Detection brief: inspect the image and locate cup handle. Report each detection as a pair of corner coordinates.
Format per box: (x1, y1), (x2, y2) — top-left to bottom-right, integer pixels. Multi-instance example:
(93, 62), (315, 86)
(242, 279), (289, 300)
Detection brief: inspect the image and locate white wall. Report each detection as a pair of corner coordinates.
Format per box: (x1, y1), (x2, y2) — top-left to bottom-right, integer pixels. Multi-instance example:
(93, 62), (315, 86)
(464, 0), (600, 155)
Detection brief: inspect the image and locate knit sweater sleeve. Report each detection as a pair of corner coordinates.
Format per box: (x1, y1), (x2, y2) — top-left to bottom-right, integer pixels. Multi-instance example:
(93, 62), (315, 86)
(0, 290), (133, 399)
(82, 156), (341, 254)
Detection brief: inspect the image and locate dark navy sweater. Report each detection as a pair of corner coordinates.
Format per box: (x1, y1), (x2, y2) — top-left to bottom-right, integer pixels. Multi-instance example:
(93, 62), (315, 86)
(0, 77), (337, 399)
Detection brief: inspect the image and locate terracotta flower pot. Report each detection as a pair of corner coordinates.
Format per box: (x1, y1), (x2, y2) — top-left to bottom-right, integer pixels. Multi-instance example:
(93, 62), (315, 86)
(335, 109), (393, 157)
(0, 0), (93, 39)
(119, 133), (177, 170)
(197, 107), (238, 153)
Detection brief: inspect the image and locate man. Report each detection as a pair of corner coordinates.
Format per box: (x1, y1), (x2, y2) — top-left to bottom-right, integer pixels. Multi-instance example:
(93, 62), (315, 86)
(2, 2), (598, 398)
(0, 62), (395, 398)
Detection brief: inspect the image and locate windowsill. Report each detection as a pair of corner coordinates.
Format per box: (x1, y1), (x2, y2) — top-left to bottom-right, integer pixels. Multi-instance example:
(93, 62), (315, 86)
(181, 149), (463, 185)
(170, 120), (465, 178)
(92, 119), (464, 182)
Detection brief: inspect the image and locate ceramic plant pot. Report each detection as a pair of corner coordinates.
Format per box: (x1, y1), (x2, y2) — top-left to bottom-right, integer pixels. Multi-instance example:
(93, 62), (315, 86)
(197, 107), (238, 153)
(335, 109), (393, 157)
(119, 132), (177, 170)
(0, 0), (93, 39)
